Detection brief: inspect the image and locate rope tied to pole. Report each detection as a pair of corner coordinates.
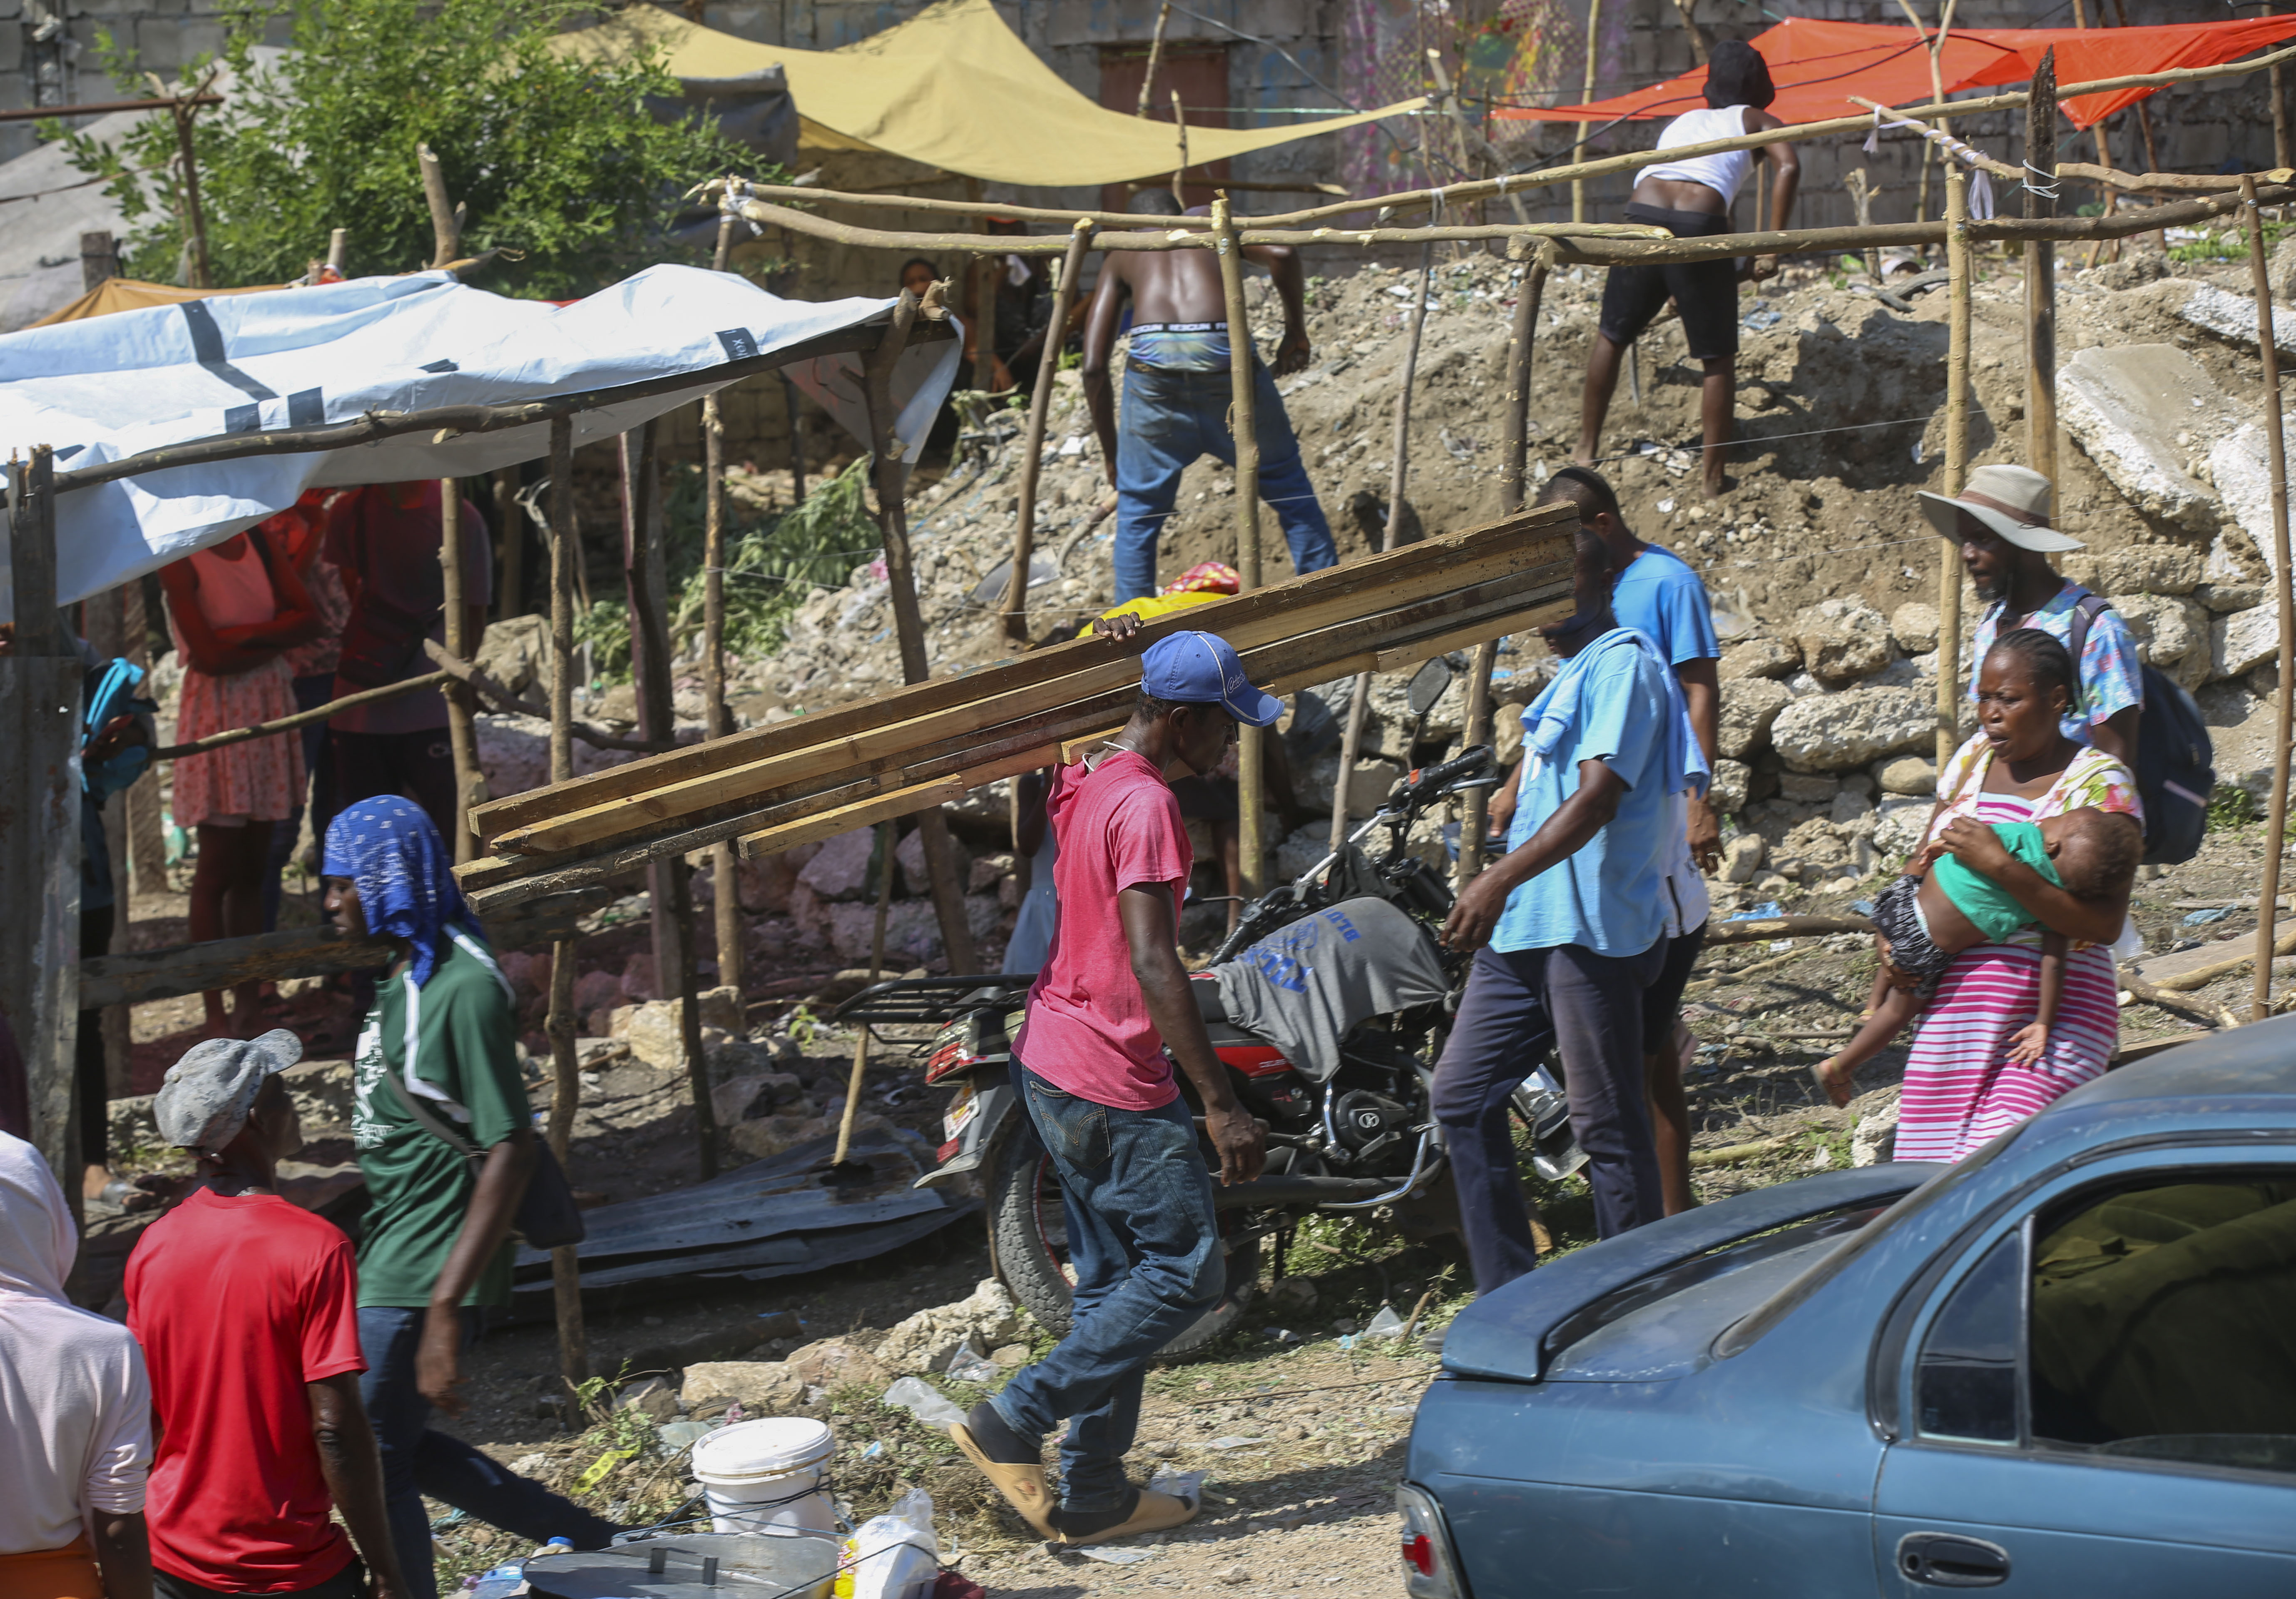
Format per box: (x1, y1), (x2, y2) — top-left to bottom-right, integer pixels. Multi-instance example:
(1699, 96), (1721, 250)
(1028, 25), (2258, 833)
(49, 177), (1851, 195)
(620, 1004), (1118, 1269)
(2020, 161), (2061, 202)
(1866, 105), (1996, 219)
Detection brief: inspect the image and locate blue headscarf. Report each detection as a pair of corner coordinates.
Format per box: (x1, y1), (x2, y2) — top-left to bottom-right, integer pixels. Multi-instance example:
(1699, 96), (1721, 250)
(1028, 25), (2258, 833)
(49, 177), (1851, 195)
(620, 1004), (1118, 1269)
(322, 798), (476, 986)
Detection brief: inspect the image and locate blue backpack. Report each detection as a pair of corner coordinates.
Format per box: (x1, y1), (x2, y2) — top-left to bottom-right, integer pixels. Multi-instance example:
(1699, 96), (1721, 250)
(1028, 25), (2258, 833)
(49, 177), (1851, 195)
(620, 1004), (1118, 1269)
(82, 657), (157, 802)
(2068, 594), (2213, 866)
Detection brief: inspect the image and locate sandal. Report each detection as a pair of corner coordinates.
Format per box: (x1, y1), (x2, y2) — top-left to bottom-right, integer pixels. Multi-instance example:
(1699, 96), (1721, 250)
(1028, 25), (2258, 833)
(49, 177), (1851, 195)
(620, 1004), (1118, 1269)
(950, 1406), (1057, 1540)
(1051, 1485), (1200, 1547)
(1811, 1057), (1854, 1110)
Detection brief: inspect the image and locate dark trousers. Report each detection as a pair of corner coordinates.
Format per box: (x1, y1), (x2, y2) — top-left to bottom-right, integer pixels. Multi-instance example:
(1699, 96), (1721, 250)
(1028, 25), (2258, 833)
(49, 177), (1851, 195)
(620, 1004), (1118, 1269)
(332, 727), (457, 847)
(76, 903), (113, 1168)
(264, 674), (340, 931)
(154, 1558), (366, 1599)
(359, 1306), (618, 1599)
(1433, 941), (1668, 1293)
(991, 1061), (1224, 1512)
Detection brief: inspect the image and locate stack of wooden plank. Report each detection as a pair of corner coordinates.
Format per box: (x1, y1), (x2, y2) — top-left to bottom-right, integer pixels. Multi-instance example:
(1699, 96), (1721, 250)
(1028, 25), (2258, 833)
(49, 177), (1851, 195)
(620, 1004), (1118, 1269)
(458, 503), (1577, 913)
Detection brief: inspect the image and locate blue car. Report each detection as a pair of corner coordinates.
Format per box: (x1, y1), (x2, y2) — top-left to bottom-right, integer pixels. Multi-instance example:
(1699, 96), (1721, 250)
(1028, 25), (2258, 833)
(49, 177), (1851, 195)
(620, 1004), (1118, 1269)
(1400, 1019), (2296, 1597)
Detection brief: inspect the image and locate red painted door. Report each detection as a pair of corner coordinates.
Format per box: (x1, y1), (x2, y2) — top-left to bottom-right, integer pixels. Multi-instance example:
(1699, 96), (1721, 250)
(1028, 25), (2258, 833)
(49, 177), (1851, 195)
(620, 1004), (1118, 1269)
(1097, 44), (1232, 214)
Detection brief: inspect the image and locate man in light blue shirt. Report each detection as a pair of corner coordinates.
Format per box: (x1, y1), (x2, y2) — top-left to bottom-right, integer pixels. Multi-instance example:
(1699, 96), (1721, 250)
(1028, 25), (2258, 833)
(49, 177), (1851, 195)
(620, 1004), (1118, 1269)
(1433, 517), (1696, 1290)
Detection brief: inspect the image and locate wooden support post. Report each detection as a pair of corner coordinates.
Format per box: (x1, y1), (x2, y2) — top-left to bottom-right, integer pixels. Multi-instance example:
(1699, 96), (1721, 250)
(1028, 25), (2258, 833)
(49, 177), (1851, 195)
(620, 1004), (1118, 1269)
(865, 291), (980, 973)
(831, 822), (896, 1169)
(1, 447), (86, 1192)
(169, 99), (212, 290)
(622, 425), (719, 1176)
(1003, 219), (1095, 643)
(1330, 235), (1433, 855)
(494, 468), (522, 620)
(1213, 194), (1269, 896)
(417, 142), (460, 269)
(1572, 0), (1602, 225)
(439, 482), (485, 864)
(80, 230), (119, 290)
(781, 376), (808, 504)
(1461, 244), (1552, 881)
(1171, 89), (1192, 210)
(974, 217), (1000, 395)
(1938, 167), (1971, 770)
(2025, 49), (2060, 518)
(1135, 2), (1172, 119)
(540, 415), (587, 1385)
(704, 192), (744, 996)
(2243, 174), (2295, 1024)
(2276, 60), (2293, 179)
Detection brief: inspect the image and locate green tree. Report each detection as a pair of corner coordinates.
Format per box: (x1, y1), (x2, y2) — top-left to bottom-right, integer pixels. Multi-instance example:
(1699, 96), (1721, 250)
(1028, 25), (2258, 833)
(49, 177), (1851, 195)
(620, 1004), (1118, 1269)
(58, 0), (760, 298)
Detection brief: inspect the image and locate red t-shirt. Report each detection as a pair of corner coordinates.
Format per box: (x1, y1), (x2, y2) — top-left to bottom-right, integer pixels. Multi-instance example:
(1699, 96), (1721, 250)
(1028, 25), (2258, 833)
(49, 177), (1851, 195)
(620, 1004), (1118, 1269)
(125, 1188), (366, 1593)
(1015, 750), (1194, 1110)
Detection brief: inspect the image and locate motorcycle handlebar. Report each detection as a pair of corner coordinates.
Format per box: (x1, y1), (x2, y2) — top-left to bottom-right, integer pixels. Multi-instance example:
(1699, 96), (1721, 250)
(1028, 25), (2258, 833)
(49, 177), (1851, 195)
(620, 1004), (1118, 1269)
(1401, 745), (1492, 798)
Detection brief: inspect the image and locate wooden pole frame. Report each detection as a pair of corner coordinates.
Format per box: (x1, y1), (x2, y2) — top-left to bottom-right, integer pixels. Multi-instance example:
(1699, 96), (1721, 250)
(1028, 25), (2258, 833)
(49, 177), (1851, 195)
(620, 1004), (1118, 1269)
(865, 290), (981, 973)
(1003, 220), (1095, 643)
(1461, 243), (1553, 882)
(2026, 48), (2059, 519)
(1329, 234), (1434, 856)
(704, 187), (745, 996)
(1212, 194), (1268, 897)
(169, 97), (213, 291)
(1135, 2), (1172, 120)
(541, 414), (587, 1386)
(2242, 173), (2295, 1024)
(1572, 0), (1602, 225)
(439, 482), (485, 864)
(1938, 166), (1971, 771)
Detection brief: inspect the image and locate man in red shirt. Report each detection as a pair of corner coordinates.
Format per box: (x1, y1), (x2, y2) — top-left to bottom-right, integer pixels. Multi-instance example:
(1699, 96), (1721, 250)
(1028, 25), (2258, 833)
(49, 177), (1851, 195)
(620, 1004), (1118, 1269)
(953, 631), (1273, 1546)
(127, 1032), (405, 1599)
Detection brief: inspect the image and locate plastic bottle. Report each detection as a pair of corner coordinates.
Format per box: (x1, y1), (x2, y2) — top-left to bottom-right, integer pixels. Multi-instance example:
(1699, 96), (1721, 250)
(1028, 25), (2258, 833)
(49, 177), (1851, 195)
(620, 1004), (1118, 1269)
(468, 1564), (525, 1599)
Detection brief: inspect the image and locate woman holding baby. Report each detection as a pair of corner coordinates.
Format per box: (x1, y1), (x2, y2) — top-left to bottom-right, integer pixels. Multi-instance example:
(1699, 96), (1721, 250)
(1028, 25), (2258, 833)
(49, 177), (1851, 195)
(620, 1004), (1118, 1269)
(1818, 628), (2143, 1162)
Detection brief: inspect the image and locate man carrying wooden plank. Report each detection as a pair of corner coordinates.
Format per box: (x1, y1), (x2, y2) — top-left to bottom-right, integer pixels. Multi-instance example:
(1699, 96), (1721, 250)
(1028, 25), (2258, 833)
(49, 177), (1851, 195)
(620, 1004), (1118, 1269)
(952, 631), (1275, 1547)
(1082, 192), (1337, 602)
(1434, 519), (1707, 1291)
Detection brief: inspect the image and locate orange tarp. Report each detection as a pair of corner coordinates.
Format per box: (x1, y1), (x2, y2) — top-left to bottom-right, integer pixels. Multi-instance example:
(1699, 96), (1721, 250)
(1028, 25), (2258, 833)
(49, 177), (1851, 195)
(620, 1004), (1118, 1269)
(31, 276), (281, 328)
(1496, 15), (2296, 132)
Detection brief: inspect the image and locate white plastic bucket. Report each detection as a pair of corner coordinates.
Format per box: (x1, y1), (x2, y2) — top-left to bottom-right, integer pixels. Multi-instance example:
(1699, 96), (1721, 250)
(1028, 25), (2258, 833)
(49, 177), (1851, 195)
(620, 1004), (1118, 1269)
(691, 1418), (838, 1537)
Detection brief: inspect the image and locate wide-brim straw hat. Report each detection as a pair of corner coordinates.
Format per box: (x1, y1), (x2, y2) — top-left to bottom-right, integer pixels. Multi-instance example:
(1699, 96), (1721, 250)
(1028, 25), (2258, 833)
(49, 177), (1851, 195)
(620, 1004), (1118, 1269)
(1917, 463), (2084, 553)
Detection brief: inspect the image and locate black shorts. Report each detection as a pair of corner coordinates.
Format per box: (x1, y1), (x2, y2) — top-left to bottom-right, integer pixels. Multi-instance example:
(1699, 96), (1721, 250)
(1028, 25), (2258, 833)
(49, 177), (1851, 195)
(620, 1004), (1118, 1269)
(1872, 873), (1953, 1000)
(1640, 918), (1709, 1048)
(1597, 204), (1741, 362)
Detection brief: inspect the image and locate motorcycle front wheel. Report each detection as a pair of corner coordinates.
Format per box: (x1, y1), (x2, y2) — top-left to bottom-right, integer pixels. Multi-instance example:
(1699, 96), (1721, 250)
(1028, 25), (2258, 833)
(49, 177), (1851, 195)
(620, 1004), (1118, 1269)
(986, 1123), (1260, 1357)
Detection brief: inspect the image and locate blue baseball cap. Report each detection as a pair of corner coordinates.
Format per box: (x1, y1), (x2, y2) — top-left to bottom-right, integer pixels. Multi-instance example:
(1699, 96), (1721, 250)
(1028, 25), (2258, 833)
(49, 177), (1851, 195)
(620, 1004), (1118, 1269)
(1139, 631), (1283, 727)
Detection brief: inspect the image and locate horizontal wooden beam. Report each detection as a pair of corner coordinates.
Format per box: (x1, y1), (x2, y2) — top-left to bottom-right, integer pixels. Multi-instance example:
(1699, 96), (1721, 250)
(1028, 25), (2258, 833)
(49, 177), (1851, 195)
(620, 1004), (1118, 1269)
(79, 888), (607, 1009)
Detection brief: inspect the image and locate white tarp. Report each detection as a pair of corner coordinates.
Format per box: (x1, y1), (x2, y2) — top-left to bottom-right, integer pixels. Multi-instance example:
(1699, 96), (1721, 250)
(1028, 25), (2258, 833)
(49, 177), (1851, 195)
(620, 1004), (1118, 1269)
(0, 263), (960, 606)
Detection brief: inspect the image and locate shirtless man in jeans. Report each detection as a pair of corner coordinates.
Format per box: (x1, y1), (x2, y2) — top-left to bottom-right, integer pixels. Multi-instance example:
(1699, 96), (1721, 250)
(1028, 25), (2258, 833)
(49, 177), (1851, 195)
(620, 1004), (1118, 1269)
(1081, 190), (1337, 602)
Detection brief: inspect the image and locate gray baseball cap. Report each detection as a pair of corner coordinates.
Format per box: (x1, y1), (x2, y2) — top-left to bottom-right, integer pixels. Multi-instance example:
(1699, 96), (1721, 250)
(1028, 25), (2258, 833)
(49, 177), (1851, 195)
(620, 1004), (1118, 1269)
(156, 1029), (303, 1155)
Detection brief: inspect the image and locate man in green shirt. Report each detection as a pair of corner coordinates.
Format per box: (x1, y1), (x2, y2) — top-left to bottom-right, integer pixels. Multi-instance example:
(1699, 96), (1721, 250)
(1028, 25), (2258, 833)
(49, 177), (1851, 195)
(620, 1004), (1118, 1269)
(322, 798), (617, 1599)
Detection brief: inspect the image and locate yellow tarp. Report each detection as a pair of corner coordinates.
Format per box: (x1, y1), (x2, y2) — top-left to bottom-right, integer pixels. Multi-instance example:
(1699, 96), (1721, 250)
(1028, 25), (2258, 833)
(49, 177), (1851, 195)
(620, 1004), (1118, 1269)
(563, 0), (1423, 190)
(32, 277), (281, 328)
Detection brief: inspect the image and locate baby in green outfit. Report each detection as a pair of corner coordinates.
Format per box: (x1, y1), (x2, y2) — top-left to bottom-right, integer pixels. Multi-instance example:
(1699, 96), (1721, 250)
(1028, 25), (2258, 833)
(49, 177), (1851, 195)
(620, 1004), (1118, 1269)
(1816, 806), (2141, 1107)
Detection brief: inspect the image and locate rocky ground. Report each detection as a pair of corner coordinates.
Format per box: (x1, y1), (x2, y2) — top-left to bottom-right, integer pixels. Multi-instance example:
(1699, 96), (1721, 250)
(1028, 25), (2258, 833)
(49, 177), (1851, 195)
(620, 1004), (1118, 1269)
(93, 221), (2296, 1592)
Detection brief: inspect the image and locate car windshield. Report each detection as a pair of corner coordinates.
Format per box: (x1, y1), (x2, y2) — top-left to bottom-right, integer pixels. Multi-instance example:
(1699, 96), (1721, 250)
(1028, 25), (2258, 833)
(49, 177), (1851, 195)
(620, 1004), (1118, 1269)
(1715, 1127), (2021, 1359)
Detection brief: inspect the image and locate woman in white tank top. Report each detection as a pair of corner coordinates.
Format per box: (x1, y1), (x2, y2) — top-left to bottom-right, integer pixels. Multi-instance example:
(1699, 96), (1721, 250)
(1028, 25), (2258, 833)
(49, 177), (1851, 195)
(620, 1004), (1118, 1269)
(1575, 40), (1801, 499)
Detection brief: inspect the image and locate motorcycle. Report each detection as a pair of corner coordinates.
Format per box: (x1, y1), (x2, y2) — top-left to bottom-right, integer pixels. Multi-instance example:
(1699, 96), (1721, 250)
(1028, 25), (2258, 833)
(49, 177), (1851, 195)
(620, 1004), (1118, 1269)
(831, 663), (1583, 1354)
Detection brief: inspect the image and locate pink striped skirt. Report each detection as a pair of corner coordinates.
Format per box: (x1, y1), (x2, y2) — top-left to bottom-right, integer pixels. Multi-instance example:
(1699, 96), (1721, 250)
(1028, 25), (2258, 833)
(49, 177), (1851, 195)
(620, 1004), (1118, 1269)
(1894, 941), (2118, 1164)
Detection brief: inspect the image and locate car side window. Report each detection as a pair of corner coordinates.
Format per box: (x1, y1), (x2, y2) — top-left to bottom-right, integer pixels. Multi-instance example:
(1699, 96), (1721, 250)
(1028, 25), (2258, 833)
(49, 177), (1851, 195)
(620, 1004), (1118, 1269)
(1915, 1228), (2022, 1444)
(2027, 1174), (2296, 1476)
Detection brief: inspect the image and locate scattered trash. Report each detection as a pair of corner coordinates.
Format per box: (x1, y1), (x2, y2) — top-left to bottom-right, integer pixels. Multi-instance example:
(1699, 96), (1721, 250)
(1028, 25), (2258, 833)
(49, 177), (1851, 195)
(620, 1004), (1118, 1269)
(1743, 309), (1782, 330)
(1057, 1543), (1156, 1564)
(656, 1420), (714, 1452)
(1851, 899), (1876, 917)
(1769, 939), (1795, 953)
(1728, 902), (1784, 921)
(943, 1343), (1001, 1383)
(882, 1377), (968, 1428)
(1058, 434), (1085, 456)
(2184, 906), (2234, 926)
(1911, 440), (1926, 463)
(861, 1440), (886, 1460)
(1264, 1327), (1302, 1345)
(1148, 1469), (1209, 1506)
(1206, 1436), (1269, 1451)
(839, 1486), (939, 1599)
(1362, 1305), (1407, 1340)
(575, 1447), (639, 1492)
(1657, 498), (1676, 513)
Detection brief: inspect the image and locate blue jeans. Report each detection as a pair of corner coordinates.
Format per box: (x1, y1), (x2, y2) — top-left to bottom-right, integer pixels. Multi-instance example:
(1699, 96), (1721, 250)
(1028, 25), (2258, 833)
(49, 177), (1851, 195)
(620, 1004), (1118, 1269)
(991, 1062), (1224, 1512)
(1114, 360), (1338, 603)
(359, 1307), (619, 1599)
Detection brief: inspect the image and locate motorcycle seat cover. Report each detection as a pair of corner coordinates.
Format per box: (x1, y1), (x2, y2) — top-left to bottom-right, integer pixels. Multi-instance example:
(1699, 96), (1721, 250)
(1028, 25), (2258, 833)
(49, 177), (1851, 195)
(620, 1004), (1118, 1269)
(1210, 897), (1451, 1082)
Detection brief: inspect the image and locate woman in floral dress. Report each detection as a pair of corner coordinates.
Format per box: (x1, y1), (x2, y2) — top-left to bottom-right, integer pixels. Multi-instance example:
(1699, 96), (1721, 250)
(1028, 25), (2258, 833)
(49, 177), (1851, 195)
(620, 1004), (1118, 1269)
(160, 531), (320, 1038)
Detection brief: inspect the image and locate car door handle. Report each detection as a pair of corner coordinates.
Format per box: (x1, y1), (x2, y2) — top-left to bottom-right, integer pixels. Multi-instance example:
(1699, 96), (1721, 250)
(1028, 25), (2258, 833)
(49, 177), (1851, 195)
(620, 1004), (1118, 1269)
(1897, 1532), (2011, 1588)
